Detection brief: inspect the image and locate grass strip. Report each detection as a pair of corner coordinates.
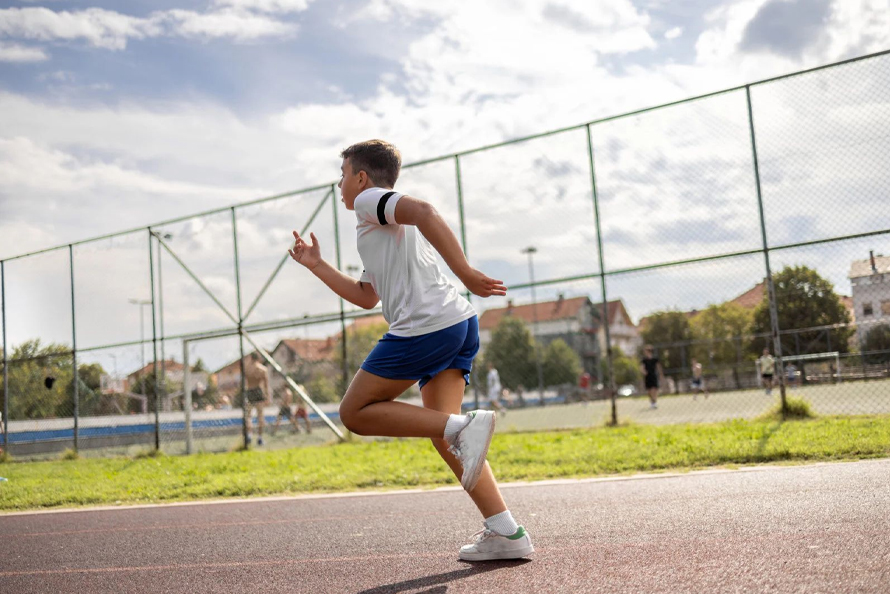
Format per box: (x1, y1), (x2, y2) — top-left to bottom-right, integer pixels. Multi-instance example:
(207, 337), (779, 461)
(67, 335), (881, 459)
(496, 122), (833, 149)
(1, 415), (889, 512)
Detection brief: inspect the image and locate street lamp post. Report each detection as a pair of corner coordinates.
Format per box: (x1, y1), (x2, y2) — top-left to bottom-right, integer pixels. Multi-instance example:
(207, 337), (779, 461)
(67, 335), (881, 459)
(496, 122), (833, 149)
(128, 298), (152, 372)
(522, 246), (545, 407)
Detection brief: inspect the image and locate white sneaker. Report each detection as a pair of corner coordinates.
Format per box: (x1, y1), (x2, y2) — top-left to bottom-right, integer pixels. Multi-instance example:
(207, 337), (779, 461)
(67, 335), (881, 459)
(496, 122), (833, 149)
(459, 525), (534, 561)
(448, 410), (495, 491)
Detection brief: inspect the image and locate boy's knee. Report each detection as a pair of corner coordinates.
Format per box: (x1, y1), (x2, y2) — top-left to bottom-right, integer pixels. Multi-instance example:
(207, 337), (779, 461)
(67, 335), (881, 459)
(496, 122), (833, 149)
(339, 405), (364, 434)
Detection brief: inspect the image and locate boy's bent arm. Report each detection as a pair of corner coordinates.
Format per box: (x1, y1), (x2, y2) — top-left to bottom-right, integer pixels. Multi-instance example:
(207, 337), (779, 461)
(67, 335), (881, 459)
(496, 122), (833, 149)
(395, 196), (506, 298)
(288, 229), (379, 309)
(310, 259), (380, 309)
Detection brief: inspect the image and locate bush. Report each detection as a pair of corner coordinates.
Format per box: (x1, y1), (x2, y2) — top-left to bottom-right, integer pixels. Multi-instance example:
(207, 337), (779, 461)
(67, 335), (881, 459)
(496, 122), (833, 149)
(758, 396), (815, 421)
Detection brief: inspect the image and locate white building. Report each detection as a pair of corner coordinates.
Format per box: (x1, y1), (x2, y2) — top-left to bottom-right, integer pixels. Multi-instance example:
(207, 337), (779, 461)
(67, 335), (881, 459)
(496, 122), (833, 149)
(849, 251), (890, 337)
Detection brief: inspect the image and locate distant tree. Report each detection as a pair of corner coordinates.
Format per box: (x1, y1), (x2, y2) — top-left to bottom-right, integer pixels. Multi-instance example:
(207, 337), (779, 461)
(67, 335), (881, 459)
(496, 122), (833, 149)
(690, 303), (753, 365)
(68, 362), (107, 417)
(862, 324), (890, 364)
(690, 303), (753, 388)
(1, 340), (74, 420)
(751, 265), (853, 357)
(483, 316), (537, 391)
(307, 376), (340, 404)
(639, 311), (693, 381)
(542, 339), (582, 386)
(193, 358), (208, 372)
(602, 347), (642, 387)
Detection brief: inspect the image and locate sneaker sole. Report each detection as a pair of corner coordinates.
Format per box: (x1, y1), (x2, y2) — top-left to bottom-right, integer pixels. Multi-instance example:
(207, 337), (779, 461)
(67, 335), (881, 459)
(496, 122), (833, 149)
(459, 544), (535, 561)
(462, 412), (496, 492)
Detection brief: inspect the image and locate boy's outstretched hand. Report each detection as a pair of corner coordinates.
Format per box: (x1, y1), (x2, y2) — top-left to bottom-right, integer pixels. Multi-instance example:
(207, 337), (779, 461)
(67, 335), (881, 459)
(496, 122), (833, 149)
(462, 269), (507, 298)
(288, 230), (321, 270)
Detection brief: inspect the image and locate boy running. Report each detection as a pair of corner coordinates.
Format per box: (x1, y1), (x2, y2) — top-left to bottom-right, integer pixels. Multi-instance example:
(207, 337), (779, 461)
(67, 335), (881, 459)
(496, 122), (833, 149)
(690, 358), (709, 400)
(287, 140), (533, 560)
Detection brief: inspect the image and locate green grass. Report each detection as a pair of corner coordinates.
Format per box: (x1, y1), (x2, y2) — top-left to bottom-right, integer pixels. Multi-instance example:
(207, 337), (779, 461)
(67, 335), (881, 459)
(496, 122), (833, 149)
(1, 415), (889, 512)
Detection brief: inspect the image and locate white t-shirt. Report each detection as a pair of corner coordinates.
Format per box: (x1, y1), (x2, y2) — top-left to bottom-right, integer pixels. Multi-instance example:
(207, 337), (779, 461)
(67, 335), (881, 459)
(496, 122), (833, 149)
(759, 355), (775, 374)
(487, 368), (501, 399)
(354, 187), (476, 337)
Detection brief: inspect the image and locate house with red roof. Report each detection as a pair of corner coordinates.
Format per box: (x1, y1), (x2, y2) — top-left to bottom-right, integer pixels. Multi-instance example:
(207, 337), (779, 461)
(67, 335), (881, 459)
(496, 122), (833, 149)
(477, 294), (640, 375)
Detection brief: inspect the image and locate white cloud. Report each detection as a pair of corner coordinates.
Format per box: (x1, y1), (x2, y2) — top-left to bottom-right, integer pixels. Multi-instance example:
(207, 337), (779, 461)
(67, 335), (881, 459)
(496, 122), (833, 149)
(695, 0), (890, 75)
(0, 7), (159, 50)
(162, 8), (297, 41)
(0, 5), (299, 51)
(0, 40), (48, 61)
(212, 0), (313, 13)
(664, 26), (683, 40)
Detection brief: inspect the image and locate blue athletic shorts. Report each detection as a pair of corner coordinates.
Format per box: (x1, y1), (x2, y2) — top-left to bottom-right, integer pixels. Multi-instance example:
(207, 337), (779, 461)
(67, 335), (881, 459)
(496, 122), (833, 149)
(361, 316), (479, 389)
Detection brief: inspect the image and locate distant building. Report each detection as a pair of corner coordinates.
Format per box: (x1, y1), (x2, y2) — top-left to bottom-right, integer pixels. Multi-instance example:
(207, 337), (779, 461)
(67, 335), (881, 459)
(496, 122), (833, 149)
(210, 318), (388, 401)
(478, 295), (639, 375)
(125, 360), (209, 411)
(268, 337), (337, 394)
(849, 251), (890, 338)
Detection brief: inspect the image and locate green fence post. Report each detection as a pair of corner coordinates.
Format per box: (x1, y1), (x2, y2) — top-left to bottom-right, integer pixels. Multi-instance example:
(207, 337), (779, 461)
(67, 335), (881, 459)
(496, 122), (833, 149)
(331, 184), (350, 393)
(69, 245), (79, 451)
(2, 260), (8, 452)
(455, 155), (479, 410)
(232, 207), (249, 448)
(586, 124), (618, 425)
(148, 229), (161, 450)
(746, 85), (787, 415)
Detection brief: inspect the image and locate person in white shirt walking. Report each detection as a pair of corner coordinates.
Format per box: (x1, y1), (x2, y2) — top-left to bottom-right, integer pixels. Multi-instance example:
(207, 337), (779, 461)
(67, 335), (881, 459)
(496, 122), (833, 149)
(758, 347), (776, 395)
(486, 363), (506, 416)
(288, 140), (533, 561)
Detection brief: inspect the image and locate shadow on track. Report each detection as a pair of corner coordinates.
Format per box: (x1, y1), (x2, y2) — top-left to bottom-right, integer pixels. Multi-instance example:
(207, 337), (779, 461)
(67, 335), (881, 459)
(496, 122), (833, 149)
(357, 560), (532, 593)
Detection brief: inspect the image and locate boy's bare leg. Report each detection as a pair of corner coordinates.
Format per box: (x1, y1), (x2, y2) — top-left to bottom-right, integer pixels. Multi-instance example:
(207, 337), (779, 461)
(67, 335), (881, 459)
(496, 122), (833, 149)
(423, 368), (507, 518)
(339, 370), (451, 437)
(256, 404), (266, 437)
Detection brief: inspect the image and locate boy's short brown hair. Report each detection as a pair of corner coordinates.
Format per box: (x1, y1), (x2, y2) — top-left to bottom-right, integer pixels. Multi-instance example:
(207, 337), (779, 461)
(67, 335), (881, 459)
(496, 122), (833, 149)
(340, 139), (401, 188)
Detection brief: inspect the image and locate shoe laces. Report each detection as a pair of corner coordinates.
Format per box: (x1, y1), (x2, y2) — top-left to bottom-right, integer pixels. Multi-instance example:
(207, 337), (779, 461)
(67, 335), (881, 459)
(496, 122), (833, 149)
(471, 528), (495, 544)
(447, 443), (463, 464)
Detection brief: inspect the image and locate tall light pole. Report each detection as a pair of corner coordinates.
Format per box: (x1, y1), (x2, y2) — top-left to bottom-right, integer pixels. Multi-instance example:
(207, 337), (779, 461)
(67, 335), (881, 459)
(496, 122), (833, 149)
(522, 246), (545, 407)
(128, 298), (151, 373)
(151, 231), (173, 411)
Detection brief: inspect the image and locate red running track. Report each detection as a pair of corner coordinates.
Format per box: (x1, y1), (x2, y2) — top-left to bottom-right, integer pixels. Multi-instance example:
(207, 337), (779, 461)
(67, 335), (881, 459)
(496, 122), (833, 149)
(1, 459), (889, 593)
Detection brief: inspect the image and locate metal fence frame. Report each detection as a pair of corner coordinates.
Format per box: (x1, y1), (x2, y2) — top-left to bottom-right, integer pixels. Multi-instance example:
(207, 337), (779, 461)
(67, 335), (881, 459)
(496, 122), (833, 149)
(2, 48), (890, 453)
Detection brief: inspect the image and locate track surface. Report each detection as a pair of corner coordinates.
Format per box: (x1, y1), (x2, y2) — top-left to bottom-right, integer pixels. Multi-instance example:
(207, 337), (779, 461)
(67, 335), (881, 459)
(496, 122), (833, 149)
(1, 459), (889, 593)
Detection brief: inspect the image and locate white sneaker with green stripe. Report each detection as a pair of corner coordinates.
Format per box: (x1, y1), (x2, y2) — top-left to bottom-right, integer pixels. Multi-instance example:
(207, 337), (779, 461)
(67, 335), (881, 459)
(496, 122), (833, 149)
(448, 410), (496, 492)
(459, 525), (534, 561)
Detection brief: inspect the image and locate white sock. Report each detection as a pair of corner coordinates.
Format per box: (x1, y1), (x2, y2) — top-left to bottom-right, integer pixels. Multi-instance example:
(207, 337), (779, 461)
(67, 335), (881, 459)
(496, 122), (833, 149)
(485, 510), (519, 536)
(444, 414), (470, 444)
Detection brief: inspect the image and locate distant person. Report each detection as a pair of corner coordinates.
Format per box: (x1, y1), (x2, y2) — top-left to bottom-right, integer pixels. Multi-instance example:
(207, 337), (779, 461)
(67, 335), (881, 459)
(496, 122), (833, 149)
(292, 388), (312, 433)
(758, 347), (776, 395)
(243, 353), (271, 446)
(218, 395), (232, 410)
(272, 387), (300, 435)
(640, 345), (663, 409)
(690, 358), (709, 400)
(486, 363), (505, 416)
(578, 371), (592, 403)
(785, 363), (798, 388)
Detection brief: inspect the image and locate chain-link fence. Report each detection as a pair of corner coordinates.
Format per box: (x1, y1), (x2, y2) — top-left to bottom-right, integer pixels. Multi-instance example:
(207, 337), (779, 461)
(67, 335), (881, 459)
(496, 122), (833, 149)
(3, 50), (890, 460)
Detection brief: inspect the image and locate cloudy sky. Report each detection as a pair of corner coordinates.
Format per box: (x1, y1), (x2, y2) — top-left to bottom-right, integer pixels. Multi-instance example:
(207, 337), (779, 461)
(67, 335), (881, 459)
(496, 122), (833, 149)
(1, 0), (889, 371)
